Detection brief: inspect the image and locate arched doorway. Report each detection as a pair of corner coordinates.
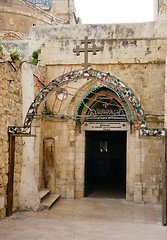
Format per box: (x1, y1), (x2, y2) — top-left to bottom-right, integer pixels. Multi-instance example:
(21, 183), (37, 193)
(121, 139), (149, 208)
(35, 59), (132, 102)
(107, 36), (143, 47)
(75, 85), (129, 198)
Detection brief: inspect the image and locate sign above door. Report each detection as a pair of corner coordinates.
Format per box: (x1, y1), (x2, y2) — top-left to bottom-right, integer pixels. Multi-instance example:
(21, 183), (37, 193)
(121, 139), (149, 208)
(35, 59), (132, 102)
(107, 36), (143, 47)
(83, 122), (128, 131)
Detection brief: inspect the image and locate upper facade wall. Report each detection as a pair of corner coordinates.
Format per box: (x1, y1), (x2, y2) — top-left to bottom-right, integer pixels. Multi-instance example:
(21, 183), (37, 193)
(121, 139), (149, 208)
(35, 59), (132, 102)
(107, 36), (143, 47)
(26, 22), (167, 121)
(28, 22), (167, 65)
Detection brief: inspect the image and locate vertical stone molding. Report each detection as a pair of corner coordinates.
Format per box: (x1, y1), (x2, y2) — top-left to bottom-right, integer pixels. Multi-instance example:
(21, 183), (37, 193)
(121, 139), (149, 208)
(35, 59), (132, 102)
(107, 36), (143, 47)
(18, 138), (40, 210)
(165, 56), (167, 128)
(66, 120), (76, 198)
(18, 62), (40, 210)
(134, 183), (143, 203)
(21, 62), (34, 122)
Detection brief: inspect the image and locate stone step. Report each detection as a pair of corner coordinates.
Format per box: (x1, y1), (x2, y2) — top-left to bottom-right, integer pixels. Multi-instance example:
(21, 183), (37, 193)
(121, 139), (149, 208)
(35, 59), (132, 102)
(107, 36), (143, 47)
(40, 193), (60, 210)
(39, 188), (51, 202)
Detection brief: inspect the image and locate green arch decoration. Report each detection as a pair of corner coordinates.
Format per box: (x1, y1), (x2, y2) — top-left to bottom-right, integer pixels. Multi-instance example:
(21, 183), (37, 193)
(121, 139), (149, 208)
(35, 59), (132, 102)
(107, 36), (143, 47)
(76, 85), (135, 124)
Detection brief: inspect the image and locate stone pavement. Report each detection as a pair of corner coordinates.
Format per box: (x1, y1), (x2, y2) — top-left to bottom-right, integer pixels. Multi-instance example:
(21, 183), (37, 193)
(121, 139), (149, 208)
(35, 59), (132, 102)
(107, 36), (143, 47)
(0, 198), (167, 240)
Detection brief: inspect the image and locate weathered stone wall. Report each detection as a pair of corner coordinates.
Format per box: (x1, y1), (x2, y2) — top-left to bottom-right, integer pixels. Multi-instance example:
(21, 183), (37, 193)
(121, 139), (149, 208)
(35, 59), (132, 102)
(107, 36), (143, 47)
(0, 48), (23, 218)
(37, 61), (165, 203)
(0, 0), (166, 219)
(127, 132), (164, 203)
(39, 120), (75, 198)
(30, 22), (166, 203)
(39, 118), (164, 203)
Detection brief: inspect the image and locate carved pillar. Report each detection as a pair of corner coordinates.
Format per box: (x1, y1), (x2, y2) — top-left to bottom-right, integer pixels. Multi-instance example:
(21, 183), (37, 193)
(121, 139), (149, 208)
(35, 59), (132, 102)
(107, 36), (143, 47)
(134, 131), (143, 203)
(18, 63), (40, 210)
(18, 137), (40, 210)
(66, 120), (76, 198)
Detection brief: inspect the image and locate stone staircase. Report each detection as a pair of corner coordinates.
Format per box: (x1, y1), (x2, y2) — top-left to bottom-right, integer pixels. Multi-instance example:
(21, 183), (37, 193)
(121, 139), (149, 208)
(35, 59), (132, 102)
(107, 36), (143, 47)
(39, 188), (60, 210)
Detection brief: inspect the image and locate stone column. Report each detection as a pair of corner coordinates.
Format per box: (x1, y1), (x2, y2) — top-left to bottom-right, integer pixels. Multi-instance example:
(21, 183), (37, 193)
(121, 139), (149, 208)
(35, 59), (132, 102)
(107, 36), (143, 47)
(126, 130), (143, 202)
(165, 56), (167, 128)
(133, 131), (143, 203)
(66, 120), (76, 199)
(18, 138), (40, 210)
(18, 63), (40, 210)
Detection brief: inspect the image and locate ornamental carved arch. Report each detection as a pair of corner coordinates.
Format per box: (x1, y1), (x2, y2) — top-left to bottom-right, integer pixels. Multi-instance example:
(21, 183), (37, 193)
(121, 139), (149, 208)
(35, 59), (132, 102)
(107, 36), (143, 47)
(66, 80), (134, 125)
(24, 68), (146, 129)
(8, 68), (165, 139)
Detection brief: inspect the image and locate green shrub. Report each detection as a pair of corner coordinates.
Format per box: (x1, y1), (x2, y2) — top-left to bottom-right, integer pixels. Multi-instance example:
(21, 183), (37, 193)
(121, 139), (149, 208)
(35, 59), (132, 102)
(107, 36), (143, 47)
(31, 49), (41, 65)
(10, 49), (21, 62)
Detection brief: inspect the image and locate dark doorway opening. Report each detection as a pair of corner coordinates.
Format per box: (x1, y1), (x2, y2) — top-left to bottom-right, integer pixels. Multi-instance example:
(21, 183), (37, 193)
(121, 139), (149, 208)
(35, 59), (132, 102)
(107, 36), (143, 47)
(84, 131), (126, 198)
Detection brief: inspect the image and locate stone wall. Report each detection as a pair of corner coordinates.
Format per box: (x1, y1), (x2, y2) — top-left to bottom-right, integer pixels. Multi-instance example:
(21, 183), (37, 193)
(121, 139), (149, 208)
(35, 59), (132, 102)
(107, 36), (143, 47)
(0, 0), (166, 219)
(39, 118), (164, 203)
(39, 120), (75, 198)
(27, 22), (166, 203)
(0, 47), (23, 218)
(36, 63), (165, 203)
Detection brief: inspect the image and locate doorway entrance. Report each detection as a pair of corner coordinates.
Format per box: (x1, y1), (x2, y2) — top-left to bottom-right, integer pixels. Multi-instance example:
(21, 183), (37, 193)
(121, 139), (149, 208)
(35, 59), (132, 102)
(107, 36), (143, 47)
(84, 131), (127, 198)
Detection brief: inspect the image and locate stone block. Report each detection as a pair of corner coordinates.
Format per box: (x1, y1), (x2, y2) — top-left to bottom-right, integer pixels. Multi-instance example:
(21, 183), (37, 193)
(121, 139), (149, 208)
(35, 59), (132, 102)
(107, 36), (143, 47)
(134, 183), (143, 203)
(75, 191), (83, 199)
(66, 180), (75, 199)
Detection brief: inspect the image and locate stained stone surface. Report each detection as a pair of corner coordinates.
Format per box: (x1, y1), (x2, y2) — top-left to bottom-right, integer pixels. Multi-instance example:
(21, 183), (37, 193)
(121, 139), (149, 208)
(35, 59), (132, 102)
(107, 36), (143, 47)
(0, 198), (166, 240)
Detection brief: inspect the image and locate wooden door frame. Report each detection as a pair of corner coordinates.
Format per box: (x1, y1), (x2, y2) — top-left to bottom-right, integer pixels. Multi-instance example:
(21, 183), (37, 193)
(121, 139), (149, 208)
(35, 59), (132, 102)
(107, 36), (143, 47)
(6, 134), (15, 216)
(6, 133), (35, 217)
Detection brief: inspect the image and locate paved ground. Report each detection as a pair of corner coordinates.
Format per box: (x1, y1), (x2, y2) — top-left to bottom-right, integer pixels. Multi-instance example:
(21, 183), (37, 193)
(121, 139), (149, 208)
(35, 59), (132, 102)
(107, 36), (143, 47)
(0, 198), (167, 240)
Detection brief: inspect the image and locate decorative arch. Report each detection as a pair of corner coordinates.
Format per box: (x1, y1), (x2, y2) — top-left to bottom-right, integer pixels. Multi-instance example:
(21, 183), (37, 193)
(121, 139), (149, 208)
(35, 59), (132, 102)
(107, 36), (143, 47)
(24, 68), (145, 127)
(8, 68), (164, 137)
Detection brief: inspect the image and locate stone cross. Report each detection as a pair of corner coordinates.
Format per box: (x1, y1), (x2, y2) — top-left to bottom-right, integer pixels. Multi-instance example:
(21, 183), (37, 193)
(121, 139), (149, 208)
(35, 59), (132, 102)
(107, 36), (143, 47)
(73, 36), (103, 68)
